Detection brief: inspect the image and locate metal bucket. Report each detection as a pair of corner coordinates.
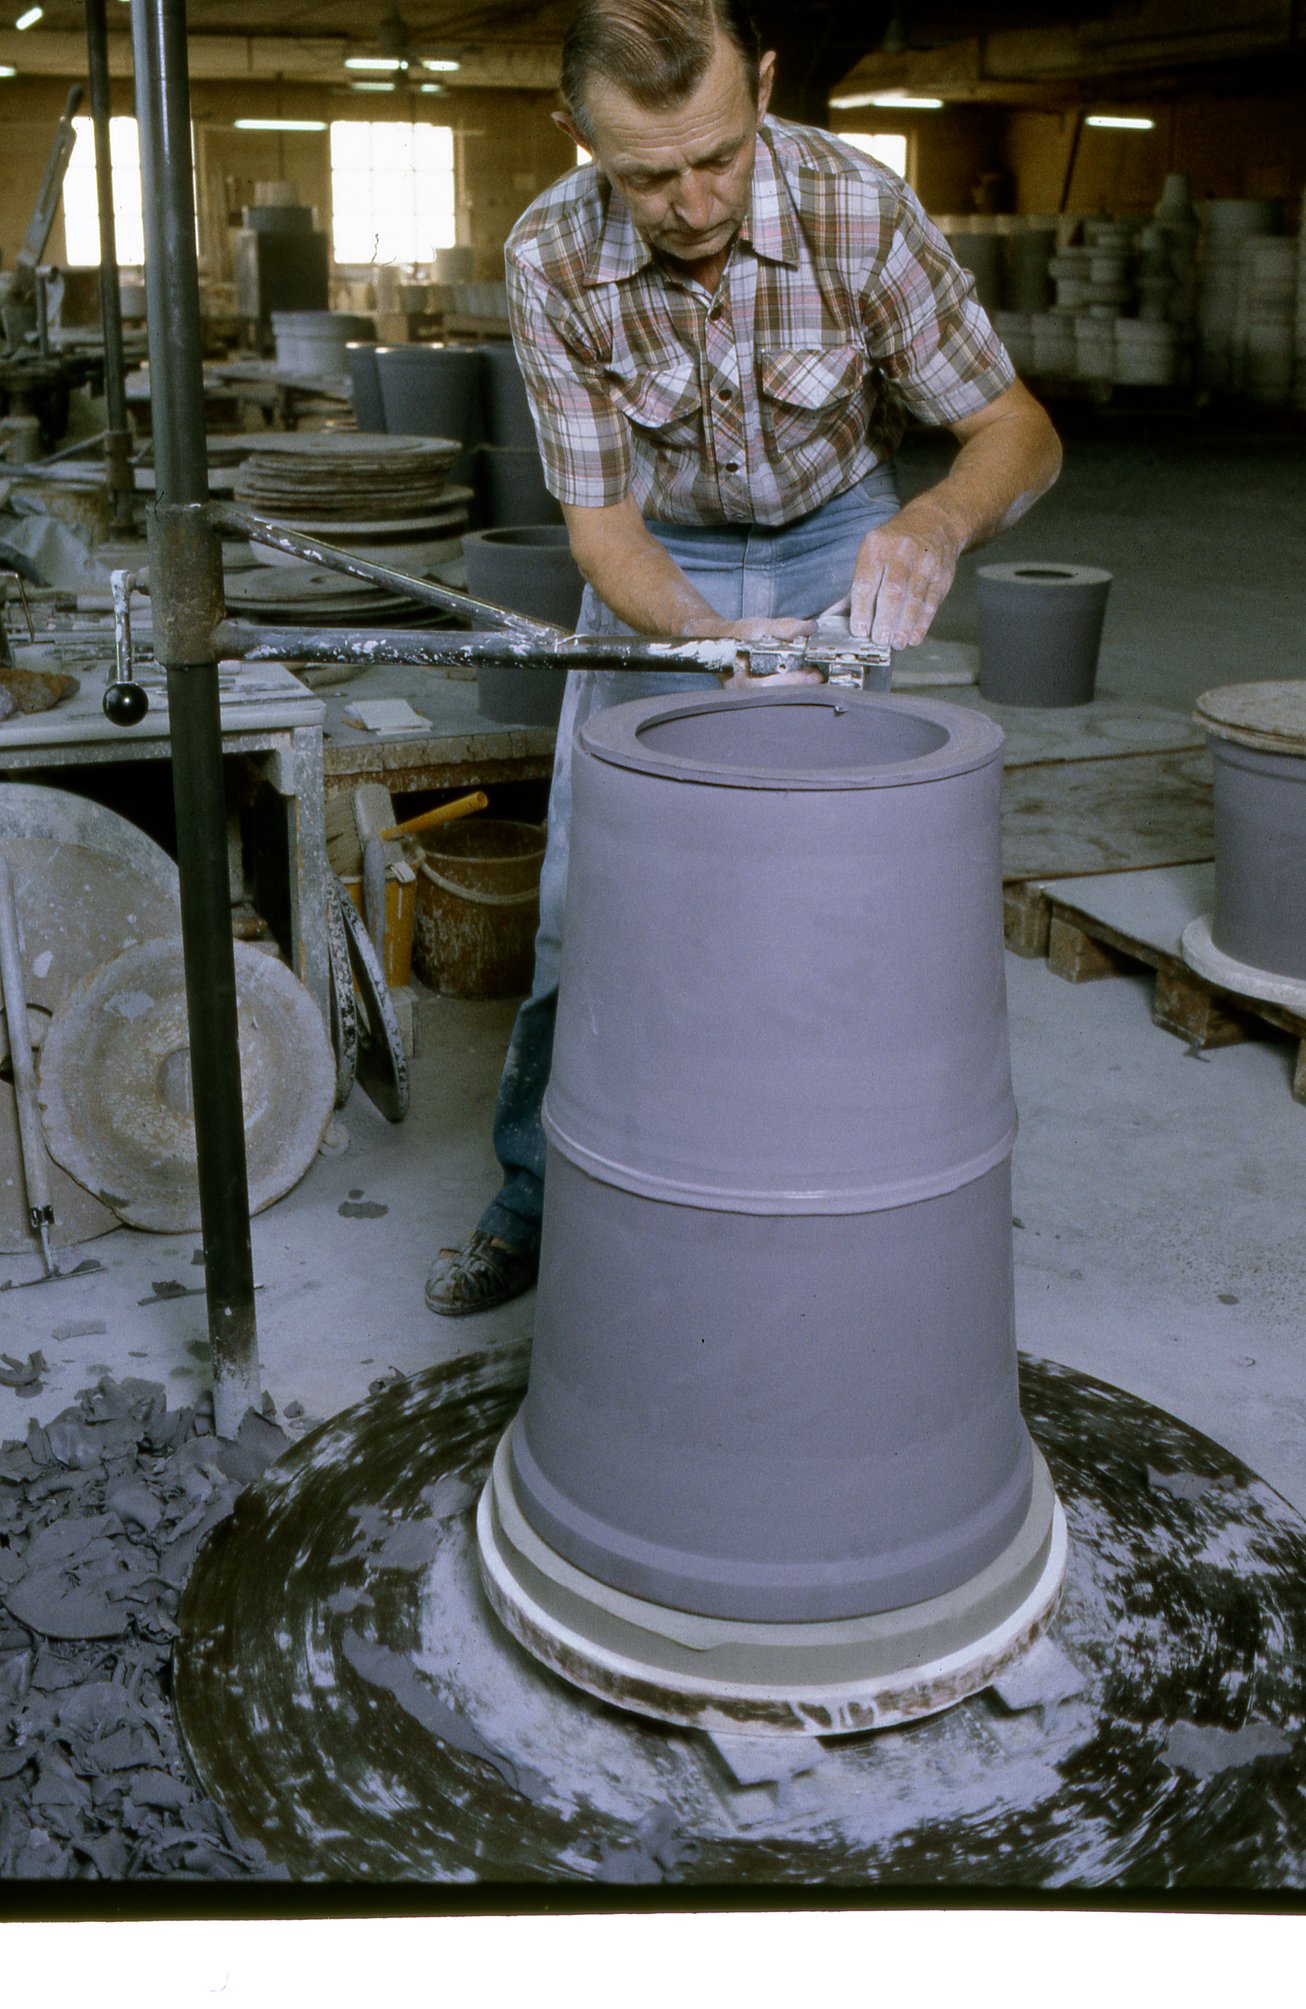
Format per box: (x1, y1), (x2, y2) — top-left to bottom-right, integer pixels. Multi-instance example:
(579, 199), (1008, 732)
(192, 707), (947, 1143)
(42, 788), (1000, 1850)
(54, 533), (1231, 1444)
(413, 819), (544, 999)
(489, 691), (1054, 1636)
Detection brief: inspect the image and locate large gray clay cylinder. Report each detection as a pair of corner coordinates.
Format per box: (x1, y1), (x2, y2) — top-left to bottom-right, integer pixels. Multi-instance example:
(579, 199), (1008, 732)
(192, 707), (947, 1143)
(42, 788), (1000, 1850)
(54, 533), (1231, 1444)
(507, 688), (1037, 1624)
(345, 342), (385, 431)
(480, 341), (536, 447)
(463, 526), (583, 724)
(1210, 737), (1306, 978)
(476, 446), (563, 530)
(375, 342), (484, 490)
(977, 561), (1112, 706)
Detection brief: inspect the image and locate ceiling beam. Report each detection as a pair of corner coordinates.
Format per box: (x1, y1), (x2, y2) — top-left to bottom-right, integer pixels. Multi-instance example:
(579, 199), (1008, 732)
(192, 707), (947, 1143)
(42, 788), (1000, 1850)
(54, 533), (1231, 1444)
(833, 0), (1301, 103)
(0, 28), (562, 89)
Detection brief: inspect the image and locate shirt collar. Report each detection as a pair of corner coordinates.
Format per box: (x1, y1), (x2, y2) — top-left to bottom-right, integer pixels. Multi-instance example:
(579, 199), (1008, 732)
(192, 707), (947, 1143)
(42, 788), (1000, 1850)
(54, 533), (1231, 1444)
(583, 115), (800, 286)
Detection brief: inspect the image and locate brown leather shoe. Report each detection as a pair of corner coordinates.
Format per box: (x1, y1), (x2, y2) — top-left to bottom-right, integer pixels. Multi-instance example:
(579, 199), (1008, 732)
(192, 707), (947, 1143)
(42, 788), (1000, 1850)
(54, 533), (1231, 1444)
(424, 1230), (538, 1317)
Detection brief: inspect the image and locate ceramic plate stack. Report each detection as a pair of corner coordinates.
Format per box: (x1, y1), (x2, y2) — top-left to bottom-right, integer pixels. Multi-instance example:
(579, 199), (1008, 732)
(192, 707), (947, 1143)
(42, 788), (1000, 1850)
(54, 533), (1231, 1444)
(224, 557), (466, 627)
(233, 432), (471, 572)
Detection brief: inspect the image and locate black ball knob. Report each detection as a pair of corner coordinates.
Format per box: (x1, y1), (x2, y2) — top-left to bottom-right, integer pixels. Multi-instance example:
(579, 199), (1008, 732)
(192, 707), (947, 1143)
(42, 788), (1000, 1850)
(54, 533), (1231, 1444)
(103, 681), (149, 727)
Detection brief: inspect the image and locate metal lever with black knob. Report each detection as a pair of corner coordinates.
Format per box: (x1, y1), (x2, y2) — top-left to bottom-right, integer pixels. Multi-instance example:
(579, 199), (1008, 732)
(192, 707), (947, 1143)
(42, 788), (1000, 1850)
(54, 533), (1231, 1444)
(104, 566), (149, 726)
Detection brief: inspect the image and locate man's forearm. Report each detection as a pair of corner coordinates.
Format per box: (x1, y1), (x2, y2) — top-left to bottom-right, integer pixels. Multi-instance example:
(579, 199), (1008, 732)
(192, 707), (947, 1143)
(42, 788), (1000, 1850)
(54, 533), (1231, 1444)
(909, 384), (1063, 555)
(562, 495), (722, 636)
(848, 381), (1061, 645)
(560, 494), (814, 647)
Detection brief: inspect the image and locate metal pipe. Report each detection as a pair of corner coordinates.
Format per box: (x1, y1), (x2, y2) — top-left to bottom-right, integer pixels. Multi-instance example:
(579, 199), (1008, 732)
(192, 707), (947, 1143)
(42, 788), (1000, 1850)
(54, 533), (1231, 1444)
(213, 618), (741, 678)
(209, 500), (558, 639)
(85, 0), (135, 532)
(131, 0), (260, 1439)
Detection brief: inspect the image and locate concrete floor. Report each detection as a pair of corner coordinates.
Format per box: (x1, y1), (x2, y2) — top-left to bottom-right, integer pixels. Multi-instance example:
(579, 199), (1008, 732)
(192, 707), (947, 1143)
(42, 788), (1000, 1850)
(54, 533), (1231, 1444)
(3, 412), (1305, 1528)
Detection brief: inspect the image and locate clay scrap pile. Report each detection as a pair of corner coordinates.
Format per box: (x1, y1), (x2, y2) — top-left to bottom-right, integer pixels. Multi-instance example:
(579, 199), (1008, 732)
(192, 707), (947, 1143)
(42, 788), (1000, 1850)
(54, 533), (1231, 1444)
(0, 1373), (291, 1880)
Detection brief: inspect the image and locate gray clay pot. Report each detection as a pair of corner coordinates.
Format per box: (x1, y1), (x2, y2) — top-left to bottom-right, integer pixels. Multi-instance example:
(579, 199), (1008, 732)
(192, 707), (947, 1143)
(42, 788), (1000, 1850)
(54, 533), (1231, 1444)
(476, 445), (562, 530)
(479, 340), (536, 448)
(345, 342), (385, 432)
(976, 561), (1112, 707)
(507, 688), (1040, 1623)
(1210, 736), (1306, 978)
(463, 526), (583, 725)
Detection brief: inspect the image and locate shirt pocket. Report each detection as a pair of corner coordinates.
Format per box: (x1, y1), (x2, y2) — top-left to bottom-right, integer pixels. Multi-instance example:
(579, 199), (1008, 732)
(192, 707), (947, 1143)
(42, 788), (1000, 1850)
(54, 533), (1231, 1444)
(759, 343), (865, 453)
(604, 356), (703, 446)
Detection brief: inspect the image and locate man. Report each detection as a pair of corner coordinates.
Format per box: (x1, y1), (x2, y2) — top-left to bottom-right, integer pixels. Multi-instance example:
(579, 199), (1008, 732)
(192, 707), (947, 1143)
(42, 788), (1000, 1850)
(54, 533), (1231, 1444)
(427, 0), (1061, 1316)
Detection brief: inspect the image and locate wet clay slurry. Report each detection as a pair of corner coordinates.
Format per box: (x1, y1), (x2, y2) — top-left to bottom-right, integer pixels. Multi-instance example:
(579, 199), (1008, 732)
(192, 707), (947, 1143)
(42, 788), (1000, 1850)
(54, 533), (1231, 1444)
(173, 1352), (1306, 1886)
(977, 562), (1112, 707)
(505, 689), (1044, 1635)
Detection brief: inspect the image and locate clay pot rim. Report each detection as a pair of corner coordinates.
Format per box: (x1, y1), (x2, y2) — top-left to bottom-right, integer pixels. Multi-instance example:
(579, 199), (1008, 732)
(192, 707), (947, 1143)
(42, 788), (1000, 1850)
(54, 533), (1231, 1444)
(580, 689), (1004, 792)
(978, 562), (1113, 588)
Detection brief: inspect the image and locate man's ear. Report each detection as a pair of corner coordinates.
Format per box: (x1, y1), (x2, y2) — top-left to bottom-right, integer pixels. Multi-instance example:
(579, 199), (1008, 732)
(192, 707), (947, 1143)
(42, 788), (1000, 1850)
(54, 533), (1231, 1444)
(757, 49), (776, 120)
(552, 108), (589, 153)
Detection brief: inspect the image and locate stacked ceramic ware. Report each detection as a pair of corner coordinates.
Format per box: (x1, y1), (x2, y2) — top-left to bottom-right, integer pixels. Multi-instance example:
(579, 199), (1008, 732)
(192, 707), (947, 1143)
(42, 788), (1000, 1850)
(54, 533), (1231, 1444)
(1196, 198), (1280, 389)
(233, 432), (469, 571)
(1234, 233), (1299, 404)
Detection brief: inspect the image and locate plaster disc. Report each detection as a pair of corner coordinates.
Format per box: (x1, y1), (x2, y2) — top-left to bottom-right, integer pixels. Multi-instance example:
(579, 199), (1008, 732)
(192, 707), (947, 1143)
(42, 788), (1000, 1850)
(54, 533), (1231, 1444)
(37, 937), (335, 1233)
(324, 883), (358, 1108)
(0, 836), (180, 1016)
(0, 785), (179, 901)
(0, 1006), (117, 1253)
(336, 880), (409, 1125)
(175, 1353), (1306, 1888)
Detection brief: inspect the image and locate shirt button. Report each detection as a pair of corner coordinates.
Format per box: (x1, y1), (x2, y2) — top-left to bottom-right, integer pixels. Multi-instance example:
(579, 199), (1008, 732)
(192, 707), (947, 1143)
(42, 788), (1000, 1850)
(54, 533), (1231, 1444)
(723, 461), (740, 472)
(716, 386), (732, 400)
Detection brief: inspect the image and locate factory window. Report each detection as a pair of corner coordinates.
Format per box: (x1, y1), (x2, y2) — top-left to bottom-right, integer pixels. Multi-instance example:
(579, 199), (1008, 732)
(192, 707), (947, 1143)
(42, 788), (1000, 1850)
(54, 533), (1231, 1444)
(63, 116), (147, 266)
(329, 121), (456, 265)
(839, 132), (910, 181)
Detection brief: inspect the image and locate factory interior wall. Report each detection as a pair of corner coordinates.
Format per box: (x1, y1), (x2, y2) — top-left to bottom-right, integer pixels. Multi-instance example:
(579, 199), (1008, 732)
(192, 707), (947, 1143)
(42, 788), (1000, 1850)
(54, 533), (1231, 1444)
(0, 76), (574, 284)
(1005, 92), (1306, 218)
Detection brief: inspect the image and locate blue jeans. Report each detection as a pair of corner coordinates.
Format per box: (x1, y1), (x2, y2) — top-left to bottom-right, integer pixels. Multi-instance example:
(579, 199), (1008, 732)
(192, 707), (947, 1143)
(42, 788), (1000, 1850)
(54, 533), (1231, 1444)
(477, 464), (901, 1254)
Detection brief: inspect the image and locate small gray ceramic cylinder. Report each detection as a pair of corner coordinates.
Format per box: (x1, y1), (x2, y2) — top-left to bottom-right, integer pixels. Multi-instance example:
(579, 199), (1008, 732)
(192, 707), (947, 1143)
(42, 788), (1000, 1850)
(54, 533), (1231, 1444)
(509, 689), (1040, 1625)
(977, 561), (1112, 707)
(1210, 736), (1306, 978)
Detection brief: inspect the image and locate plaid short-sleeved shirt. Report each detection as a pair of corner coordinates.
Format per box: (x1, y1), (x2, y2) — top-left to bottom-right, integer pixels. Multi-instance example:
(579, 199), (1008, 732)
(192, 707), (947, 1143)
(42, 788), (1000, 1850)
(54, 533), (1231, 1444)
(505, 116), (1015, 529)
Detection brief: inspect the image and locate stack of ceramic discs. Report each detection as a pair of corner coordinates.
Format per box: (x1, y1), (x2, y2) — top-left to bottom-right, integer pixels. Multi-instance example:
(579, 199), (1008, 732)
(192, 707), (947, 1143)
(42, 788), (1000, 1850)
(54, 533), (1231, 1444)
(223, 558), (466, 628)
(234, 433), (470, 572)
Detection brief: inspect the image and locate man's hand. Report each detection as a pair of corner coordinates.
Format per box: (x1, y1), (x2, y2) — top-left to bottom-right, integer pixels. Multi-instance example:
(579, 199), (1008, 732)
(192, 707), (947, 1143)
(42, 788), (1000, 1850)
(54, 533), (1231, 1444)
(835, 499), (965, 648)
(681, 612), (822, 689)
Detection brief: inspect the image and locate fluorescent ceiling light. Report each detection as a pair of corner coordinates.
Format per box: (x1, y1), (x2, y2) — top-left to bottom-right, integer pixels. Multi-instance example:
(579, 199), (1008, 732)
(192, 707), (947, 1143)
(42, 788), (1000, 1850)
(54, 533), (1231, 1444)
(422, 58), (460, 72)
(350, 81), (396, 92)
(15, 7), (43, 29)
(344, 55), (405, 71)
(419, 82), (445, 93)
(1085, 114), (1155, 130)
(831, 90), (943, 110)
(234, 118), (327, 131)
(0, 63), (15, 75)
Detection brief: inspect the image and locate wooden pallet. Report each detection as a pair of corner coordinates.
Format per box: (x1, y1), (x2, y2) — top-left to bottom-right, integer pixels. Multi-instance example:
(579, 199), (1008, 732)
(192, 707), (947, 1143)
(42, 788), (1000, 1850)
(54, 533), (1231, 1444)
(1034, 865), (1306, 1103)
(1000, 745), (1214, 959)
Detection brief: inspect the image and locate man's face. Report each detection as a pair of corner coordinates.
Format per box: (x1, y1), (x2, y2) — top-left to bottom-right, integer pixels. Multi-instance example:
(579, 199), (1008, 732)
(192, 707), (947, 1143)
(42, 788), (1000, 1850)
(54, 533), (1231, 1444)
(563, 37), (774, 268)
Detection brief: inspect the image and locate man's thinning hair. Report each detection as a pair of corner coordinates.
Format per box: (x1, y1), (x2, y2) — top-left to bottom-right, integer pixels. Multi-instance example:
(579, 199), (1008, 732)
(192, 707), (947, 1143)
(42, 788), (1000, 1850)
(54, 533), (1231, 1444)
(561, 0), (762, 141)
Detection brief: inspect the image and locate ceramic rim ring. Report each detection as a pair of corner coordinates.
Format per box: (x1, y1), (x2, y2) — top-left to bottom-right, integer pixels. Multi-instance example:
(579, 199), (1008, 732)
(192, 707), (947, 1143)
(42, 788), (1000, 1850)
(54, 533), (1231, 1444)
(477, 1430), (1068, 1738)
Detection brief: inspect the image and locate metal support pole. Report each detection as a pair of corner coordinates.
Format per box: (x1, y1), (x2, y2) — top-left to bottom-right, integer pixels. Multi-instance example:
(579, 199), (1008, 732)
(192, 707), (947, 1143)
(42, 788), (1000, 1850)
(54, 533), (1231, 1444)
(85, 0), (135, 532)
(131, 0), (260, 1438)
